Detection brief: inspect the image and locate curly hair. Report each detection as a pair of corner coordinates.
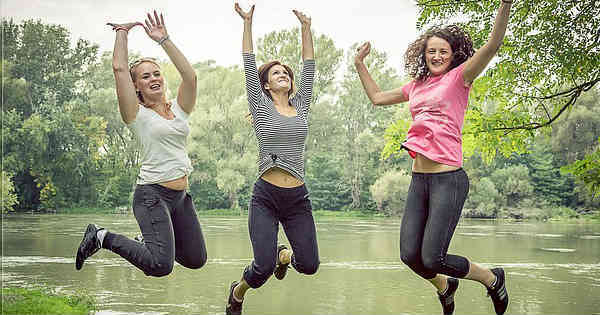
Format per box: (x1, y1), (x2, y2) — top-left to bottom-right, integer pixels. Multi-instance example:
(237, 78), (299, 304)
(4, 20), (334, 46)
(404, 24), (475, 81)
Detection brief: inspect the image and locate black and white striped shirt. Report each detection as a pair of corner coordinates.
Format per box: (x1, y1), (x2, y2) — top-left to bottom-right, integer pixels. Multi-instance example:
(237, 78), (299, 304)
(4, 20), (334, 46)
(243, 53), (316, 181)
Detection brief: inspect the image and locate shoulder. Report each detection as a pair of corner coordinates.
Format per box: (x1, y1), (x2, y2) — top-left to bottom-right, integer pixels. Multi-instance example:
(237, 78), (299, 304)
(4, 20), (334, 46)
(171, 99), (190, 120)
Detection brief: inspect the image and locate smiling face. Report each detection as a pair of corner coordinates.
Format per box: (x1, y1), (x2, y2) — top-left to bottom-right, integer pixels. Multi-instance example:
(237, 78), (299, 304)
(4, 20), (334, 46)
(425, 36), (454, 76)
(132, 61), (164, 101)
(265, 64), (292, 93)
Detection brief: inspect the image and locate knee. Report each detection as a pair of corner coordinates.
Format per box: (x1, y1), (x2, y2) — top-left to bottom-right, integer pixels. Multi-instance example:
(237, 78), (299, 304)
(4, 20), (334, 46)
(147, 261), (174, 277)
(244, 263), (275, 289)
(297, 260), (320, 275)
(400, 249), (420, 268)
(185, 252), (207, 270)
(422, 254), (442, 273)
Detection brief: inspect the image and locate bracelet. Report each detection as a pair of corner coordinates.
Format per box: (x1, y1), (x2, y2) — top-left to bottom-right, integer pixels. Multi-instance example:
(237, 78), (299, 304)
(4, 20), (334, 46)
(113, 27), (128, 33)
(157, 35), (170, 45)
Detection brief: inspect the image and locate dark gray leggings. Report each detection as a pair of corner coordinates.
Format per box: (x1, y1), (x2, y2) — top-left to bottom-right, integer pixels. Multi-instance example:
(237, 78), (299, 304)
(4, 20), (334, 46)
(103, 184), (207, 277)
(400, 169), (470, 279)
(243, 178), (320, 288)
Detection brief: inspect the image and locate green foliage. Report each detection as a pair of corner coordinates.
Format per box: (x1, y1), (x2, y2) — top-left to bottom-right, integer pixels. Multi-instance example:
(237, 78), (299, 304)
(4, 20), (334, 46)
(561, 138), (600, 198)
(1, 287), (96, 315)
(464, 177), (501, 218)
(2, 18), (99, 116)
(370, 169), (411, 216)
(1, 171), (19, 213)
(305, 154), (350, 210)
(188, 62), (254, 210)
(490, 164), (533, 207)
(526, 140), (575, 206)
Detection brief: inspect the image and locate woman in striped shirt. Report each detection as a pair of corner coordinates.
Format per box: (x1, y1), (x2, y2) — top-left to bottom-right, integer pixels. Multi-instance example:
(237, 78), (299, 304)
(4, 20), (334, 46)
(226, 3), (318, 315)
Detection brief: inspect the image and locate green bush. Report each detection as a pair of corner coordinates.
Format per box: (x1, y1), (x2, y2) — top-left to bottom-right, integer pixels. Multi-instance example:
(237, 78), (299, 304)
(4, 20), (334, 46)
(1, 287), (96, 315)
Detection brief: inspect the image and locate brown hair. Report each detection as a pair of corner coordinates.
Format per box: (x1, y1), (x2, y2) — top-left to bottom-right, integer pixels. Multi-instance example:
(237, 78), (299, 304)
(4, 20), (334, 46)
(404, 24), (475, 81)
(129, 58), (161, 104)
(258, 61), (295, 100)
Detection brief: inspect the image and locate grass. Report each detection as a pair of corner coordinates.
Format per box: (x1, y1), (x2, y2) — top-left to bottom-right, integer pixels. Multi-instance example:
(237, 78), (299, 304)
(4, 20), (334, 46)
(1, 287), (96, 315)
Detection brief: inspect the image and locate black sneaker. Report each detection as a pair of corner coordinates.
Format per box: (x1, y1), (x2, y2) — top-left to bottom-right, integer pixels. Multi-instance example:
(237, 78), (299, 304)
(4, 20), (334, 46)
(273, 244), (290, 280)
(226, 281), (243, 315)
(75, 224), (103, 270)
(437, 277), (459, 315)
(487, 268), (509, 315)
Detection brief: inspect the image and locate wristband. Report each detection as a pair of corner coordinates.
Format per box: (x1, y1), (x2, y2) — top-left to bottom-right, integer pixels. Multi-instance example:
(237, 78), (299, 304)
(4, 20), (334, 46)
(114, 27), (128, 33)
(158, 35), (170, 45)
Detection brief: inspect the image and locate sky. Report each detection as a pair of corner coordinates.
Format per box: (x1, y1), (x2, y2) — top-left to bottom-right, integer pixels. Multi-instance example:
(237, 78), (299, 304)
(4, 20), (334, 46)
(3, 0), (420, 76)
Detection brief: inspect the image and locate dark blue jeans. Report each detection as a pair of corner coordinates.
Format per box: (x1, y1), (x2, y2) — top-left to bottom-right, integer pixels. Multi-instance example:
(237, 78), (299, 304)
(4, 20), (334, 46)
(103, 184), (207, 277)
(243, 178), (320, 288)
(400, 169), (470, 279)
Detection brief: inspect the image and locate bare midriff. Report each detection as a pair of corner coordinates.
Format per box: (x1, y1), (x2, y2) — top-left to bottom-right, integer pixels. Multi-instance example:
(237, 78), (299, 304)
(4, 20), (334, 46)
(412, 153), (460, 173)
(159, 175), (188, 191)
(261, 167), (304, 188)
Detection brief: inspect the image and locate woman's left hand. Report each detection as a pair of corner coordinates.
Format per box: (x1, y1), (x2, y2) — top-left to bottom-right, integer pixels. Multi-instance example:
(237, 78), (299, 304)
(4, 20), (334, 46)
(293, 10), (311, 27)
(143, 10), (168, 43)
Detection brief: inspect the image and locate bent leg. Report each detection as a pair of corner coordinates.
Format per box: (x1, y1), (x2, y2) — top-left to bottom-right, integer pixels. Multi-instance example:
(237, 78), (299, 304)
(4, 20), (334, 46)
(400, 174), (436, 279)
(421, 169), (470, 278)
(280, 192), (319, 275)
(173, 191), (207, 269)
(243, 193), (279, 289)
(104, 185), (175, 277)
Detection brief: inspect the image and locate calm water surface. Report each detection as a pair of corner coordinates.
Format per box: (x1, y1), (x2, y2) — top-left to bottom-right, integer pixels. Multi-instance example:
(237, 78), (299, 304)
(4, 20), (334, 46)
(2, 214), (599, 315)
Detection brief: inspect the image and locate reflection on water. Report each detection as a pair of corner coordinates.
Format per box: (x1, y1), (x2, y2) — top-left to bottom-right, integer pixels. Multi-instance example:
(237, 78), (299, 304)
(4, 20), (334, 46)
(2, 214), (600, 315)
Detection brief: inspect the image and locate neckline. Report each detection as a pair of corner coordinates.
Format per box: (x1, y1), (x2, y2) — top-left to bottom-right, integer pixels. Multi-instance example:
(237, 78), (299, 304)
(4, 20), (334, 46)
(271, 101), (298, 118)
(143, 102), (176, 121)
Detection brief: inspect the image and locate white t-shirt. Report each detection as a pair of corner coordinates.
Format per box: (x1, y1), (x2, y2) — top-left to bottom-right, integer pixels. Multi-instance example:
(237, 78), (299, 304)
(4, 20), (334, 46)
(127, 99), (193, 185)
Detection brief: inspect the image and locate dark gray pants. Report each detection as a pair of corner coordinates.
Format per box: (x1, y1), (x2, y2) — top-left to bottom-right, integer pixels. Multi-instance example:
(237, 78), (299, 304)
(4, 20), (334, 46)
(243, 178), (320, 288)
(400, 169), (470, 279)
(103, 184), (207, 277)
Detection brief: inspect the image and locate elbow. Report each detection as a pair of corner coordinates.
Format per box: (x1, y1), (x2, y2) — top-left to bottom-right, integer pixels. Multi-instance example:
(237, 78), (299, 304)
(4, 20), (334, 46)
(112, 63), (128, 74)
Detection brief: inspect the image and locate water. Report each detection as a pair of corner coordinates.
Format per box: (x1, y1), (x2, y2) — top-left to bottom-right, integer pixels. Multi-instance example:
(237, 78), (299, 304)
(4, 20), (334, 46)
(2, 214), (599, 315)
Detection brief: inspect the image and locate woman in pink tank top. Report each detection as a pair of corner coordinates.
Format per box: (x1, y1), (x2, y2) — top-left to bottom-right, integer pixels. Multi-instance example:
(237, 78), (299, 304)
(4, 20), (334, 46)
(354, 1), (514, 315)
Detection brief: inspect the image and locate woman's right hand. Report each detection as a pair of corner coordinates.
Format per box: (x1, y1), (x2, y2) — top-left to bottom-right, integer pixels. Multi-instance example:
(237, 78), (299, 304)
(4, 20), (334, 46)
(235, 2), (255, 22)
(355, 42), (371, 64)
(106, 22), (143, 32)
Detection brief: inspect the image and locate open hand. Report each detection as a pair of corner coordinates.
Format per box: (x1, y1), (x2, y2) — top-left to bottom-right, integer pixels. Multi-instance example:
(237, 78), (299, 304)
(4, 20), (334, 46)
(293, 10), (311, 27)
(106, 22), (143, 32)
(355, 42), (371, 63)
(235, 3), (255, 21)
(143, 10), (168, 43)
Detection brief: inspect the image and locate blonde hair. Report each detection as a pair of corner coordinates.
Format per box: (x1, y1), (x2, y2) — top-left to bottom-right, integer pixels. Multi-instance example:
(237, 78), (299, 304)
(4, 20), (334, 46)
(129, 58), (162, 104)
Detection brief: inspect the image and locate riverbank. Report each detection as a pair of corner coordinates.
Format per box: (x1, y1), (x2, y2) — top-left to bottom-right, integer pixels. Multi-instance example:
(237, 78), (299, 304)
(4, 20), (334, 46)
(1, 287), (96, 315)
(7, 207), (599, 222)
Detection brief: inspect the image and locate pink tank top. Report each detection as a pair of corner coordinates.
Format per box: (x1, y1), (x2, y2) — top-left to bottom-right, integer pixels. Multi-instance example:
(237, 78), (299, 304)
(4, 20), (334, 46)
(401, 62), (470, 167)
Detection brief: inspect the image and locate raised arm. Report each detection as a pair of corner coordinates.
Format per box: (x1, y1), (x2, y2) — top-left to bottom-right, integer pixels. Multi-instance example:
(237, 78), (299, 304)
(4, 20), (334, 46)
(235, 3), (262, 114)
(293, 10), (314, 60)
(462, 0), (512, 84)
(142, 11), (197, 114)
(235, 3), (254, 53)
(107, 22), (143, 124)
(354, 42), (407, 106)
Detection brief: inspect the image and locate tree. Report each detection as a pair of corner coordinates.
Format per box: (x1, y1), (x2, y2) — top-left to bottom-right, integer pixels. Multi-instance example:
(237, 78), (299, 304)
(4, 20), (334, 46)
(335, 43), (401, 210)
(2, 19), (99, 116)
(370, 169), (411, 216)
(489, 165), (533, 207)
(1, 171), (18, 213)
(188, 62), (255, 211)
